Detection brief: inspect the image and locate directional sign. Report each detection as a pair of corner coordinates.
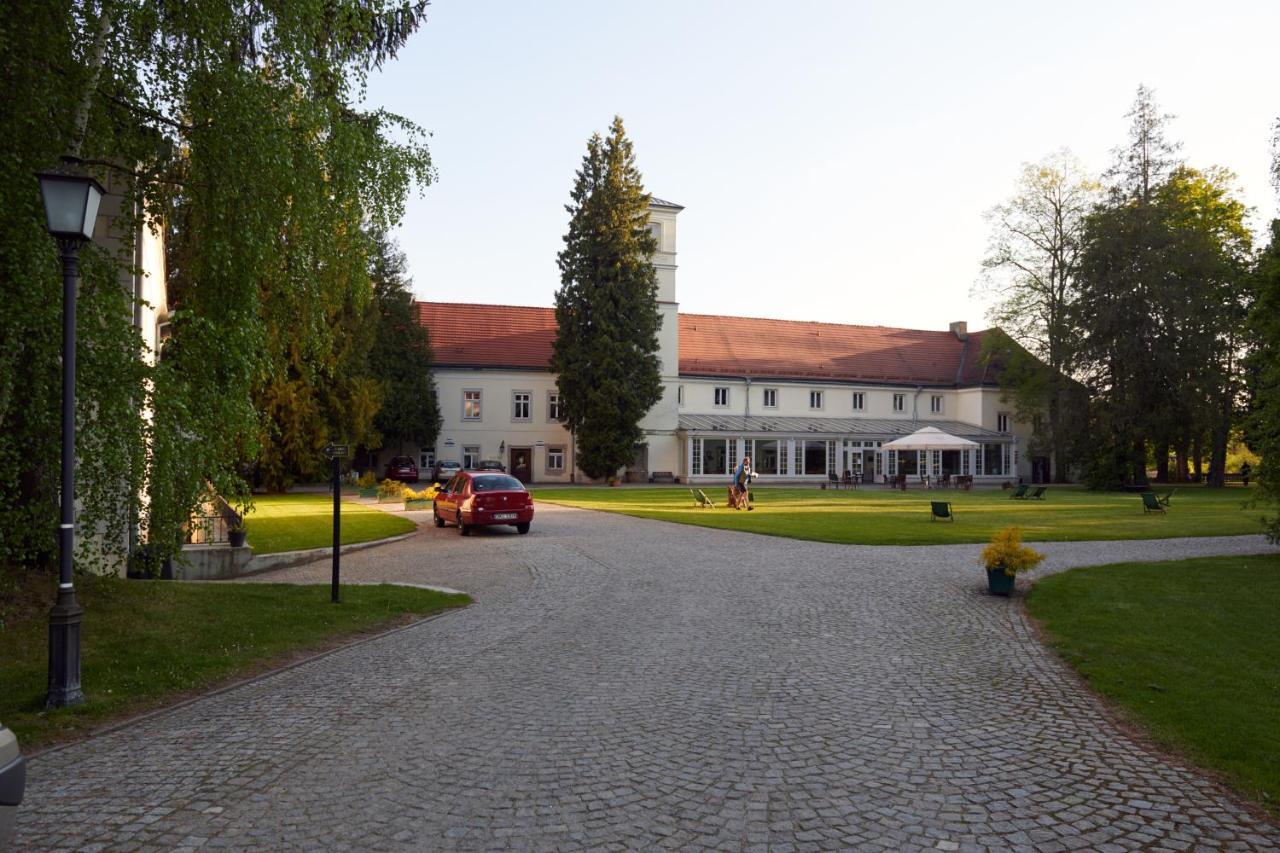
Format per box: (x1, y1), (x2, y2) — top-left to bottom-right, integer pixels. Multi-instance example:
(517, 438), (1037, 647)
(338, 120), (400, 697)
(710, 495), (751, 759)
(323, 443), (348, 459)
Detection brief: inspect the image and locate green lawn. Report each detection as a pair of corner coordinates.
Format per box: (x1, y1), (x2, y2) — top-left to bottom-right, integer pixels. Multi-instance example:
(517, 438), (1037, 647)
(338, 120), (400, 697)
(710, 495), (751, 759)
(531, 484), (1262, 545)
(0, 573), (469, 748)
(245, 493), (416, 554)
(1027, 554), (1280, 815)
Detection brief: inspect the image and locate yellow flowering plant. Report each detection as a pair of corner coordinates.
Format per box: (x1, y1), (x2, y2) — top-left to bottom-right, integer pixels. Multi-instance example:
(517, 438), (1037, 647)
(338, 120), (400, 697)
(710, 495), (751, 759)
(377, 478), (408, 499)
(356, 470), (378, 490)
(403, 485), (439, 502)
(980, 526), (1045, 577)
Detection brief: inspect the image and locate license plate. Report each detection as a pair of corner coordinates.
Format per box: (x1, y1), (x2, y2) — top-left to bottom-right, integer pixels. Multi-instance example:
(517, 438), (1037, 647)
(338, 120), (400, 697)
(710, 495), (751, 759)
(492, 512), (517, 521)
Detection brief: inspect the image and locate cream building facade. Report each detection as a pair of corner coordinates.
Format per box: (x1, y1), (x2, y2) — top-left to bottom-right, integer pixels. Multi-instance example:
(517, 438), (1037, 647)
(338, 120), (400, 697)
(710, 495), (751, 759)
(403, 199), (1040, 486)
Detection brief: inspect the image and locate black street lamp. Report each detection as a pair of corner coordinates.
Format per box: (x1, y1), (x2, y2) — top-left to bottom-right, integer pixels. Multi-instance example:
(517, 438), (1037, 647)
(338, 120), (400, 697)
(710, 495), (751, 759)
(35, 156), (104, 709)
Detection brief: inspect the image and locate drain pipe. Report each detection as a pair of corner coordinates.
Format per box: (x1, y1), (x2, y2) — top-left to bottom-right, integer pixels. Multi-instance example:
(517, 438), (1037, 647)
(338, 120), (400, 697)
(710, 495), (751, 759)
(911, 385), (923, 421)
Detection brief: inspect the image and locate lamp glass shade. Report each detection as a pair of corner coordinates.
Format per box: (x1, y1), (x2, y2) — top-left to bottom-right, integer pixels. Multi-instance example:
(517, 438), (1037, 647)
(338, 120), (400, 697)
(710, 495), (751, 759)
(37, 172), (105, 241)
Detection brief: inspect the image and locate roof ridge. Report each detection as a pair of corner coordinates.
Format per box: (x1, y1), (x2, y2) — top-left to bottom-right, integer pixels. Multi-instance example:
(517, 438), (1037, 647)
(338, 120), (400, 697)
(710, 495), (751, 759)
(418, 300), (554, 312)
(679, 311), (965, 337)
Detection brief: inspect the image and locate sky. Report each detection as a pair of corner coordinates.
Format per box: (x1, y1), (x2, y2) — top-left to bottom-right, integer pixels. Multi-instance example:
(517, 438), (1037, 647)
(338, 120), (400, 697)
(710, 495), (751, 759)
(363, 0), (1280, 332)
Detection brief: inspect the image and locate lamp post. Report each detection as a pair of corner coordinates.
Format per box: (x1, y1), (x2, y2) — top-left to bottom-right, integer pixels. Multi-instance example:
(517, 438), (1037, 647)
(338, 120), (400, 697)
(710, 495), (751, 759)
(36, 156), (104, 709)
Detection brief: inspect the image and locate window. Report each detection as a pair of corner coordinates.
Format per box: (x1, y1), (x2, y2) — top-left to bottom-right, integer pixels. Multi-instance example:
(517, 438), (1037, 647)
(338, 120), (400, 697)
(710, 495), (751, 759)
(691, 437), (702, 475)
(997, 412), (1010, 433)
(462, 390), (482, 420)
(714, 387), (729, 407)
(893, 393), (905, 413)
(801, 440), (827, 475)
(763, 388), (778, 408)
(512, 391), (531, 421)
(755, 439), (779, 475)
(701, 438), (728, 474)
(809, 390), (823, 410)
(852, 392), (865, 411)
(462, 446), (480, 469)
(547, 391), (561, 422)
(647, 221), (663, 248)
(677, 385), (684, 406)
(419, 450), (436, 471)
(982, 443), (1004, 476)
(931, 395), (943, 414)
(546, 446), (565, 472)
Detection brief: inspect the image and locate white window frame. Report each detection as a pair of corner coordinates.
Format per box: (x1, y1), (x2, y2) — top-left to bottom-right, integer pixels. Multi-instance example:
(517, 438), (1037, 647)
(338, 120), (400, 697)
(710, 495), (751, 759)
(714, 386), (730, 408)
(462, 389), (483, 421)
(809, 390), (823, 410)
(546, 446), (565, 473)
(677, 385), (684, 406)
(893, 393), (905, 413)
(512, 390), (531, 422)
(462, 445), (480, 469)
(852, 392), (865, 411)
(763, 388), (778, 408)
(419, 449), (436, 471)
(997, 412), (1010, 433)
(931, 395), (943, 414)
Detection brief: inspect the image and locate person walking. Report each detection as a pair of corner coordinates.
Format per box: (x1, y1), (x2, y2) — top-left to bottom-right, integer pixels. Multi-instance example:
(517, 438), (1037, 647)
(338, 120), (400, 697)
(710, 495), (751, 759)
(731, 455), (754, 510)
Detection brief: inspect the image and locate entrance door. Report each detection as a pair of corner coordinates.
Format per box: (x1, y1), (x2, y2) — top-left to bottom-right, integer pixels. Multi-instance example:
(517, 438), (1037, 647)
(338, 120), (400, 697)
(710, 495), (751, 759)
(510, 447), (533, 484)
(862, 450), (877, 483)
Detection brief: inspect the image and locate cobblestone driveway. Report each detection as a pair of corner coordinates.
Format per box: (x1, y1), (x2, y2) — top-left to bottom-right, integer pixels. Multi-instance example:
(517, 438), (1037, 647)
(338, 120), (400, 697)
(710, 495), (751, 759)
(16, 505), (1280, 850)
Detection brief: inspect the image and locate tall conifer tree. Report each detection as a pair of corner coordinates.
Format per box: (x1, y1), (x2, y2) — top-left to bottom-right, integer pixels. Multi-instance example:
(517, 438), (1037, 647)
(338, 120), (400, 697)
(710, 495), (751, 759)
(552, 117), (663, 480)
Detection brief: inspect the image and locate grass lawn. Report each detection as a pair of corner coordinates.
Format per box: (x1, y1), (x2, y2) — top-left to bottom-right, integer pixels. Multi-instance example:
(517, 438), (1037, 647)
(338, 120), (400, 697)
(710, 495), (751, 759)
(0, 573), (469, 749)
(531, 484), (1262, 545)
(1027, 554), (1280, 815)
(245, 493), (416, 554)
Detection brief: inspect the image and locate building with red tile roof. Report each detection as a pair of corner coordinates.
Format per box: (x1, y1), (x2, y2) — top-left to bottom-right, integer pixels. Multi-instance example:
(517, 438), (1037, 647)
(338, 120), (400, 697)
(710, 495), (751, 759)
(397, 200), (1038, 486)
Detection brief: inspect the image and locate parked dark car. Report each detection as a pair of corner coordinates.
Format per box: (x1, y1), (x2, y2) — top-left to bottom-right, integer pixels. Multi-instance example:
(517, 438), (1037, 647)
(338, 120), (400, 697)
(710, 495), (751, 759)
(433, 472), (534, 536)
(431, 459), (462, 483)
(384, 455), (419, 483)
(0, 722), (25, 848)
(473, 459), (505, 472)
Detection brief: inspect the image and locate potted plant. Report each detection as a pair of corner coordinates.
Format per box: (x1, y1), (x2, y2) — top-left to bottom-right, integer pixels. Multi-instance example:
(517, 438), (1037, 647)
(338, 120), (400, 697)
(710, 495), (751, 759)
(356, 470), (378, 498)
(979, 526), (1044, 596)
(227, 519), (248, 549)
(377, 478), (407, 503)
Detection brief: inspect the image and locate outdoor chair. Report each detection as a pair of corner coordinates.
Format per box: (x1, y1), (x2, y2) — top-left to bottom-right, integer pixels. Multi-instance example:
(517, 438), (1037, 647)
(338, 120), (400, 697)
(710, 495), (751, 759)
(841, 472), (857, 489)
(828, 473), (841, 490)
(1158, 488), (1177, 507)
(691, 488), (715, 508)
(1141, 491), (1166, 514)
(1009, 484), (1029, 499)
(929, 501), (954, 522)
(1028, 486), (1047, 500)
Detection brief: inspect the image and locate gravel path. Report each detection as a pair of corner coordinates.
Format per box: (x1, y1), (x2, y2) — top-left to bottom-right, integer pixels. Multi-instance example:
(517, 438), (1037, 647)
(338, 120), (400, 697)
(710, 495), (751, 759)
(15, 505), (1279, 851)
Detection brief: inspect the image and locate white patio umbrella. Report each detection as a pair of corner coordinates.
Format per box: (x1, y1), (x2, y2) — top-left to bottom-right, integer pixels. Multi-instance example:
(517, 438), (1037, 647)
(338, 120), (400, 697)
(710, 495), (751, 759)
(880, 426), (978, 451)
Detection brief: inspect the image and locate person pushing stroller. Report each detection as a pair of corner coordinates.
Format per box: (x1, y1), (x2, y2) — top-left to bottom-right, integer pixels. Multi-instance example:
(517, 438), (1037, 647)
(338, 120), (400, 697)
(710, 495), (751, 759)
(729, 456), (755, 510)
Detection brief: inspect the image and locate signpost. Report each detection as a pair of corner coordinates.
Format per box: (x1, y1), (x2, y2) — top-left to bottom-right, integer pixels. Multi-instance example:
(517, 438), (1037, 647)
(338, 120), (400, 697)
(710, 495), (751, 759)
(323, 443), (348, 603)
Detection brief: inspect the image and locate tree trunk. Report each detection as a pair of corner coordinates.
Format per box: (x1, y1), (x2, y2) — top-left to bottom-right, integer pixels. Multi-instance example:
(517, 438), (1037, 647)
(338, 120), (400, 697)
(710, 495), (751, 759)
(1174, 441), (1189, 483)
(1192, 434), (1204, 483)
(1207, 402), (1231, 488)
(1154, 440), (1170, 483)
(1132, 438), (1148, 486)
(1049, 387), (1070, 484)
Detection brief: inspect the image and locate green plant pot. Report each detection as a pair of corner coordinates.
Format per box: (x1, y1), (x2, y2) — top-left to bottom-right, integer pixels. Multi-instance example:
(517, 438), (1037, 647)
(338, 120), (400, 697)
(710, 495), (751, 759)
(358, 487), (378, 498)
(377, 493), (401, 503)
(404, 499), (430, 510)
(986, 568), (1015, 596)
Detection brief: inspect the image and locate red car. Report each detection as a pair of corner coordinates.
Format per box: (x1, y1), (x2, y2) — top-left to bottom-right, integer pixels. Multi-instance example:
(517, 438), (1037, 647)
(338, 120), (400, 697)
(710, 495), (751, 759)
(384, 455), (419, 483)
(433, 472), (534, 536)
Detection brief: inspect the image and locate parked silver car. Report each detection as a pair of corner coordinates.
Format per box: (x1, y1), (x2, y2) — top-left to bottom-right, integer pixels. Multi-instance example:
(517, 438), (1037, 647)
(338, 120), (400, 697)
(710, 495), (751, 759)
(0, 722), (25, 847)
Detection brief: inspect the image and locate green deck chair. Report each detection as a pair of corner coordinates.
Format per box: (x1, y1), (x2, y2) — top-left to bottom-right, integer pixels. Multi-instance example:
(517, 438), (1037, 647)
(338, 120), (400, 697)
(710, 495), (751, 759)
(1028, 486), (1047, 500)
(1009, 484), (1029, 499)
(930, 501), (954, 522)
(691, 488), (715, 508)
(1141, 491), (1166, 514)
(1158, 488), (1177, 507)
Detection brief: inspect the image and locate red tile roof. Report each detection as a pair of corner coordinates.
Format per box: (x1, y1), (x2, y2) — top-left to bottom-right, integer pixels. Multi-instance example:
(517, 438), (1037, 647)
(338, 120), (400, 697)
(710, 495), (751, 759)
(417, 302), (996, 387)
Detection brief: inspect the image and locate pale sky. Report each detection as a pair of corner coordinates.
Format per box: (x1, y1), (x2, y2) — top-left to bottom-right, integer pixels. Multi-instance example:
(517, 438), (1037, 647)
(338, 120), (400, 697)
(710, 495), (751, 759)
(364, 0), (1280, 332)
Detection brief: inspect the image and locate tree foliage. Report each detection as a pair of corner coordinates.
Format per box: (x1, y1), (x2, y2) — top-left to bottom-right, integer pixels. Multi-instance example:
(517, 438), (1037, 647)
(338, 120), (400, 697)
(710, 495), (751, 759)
(1246, 124), (1280, 540)
(978, 150), (1099, 481)
(369, 230), (441, 455)
(1, 2), (433, 572)
(552, 117), (664, 481)
(1073, 87), (1251, 487)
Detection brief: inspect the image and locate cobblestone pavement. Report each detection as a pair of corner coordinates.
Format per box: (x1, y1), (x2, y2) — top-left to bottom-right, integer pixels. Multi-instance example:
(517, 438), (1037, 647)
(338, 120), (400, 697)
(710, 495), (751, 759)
(17, 506), (1280, 851)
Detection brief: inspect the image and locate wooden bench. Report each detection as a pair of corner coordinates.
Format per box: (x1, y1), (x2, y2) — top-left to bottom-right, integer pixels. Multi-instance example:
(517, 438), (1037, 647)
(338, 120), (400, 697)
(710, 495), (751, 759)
(651, 471), (675, 484)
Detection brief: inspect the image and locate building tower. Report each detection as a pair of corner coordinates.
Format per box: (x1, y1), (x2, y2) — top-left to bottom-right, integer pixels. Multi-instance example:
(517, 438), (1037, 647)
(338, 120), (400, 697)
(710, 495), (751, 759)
(635, 197), (683, 479)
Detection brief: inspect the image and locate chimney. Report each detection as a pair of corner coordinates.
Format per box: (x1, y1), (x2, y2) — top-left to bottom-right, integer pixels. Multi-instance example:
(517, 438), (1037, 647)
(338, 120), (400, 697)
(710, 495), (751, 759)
(949, 321), (968, 341)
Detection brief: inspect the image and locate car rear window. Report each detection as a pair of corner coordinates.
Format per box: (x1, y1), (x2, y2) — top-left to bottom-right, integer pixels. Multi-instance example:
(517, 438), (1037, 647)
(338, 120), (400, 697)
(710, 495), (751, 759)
(391, 456), (414, 466)
(471, 475), (525, 492)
